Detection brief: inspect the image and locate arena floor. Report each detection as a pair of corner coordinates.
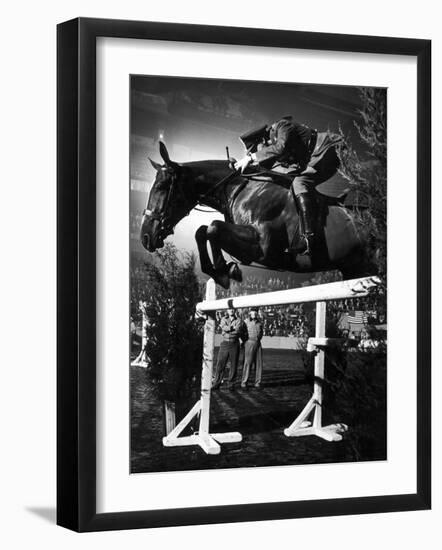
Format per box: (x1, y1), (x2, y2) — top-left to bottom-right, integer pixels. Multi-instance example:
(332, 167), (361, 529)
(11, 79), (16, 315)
(130, 349), (386, 474)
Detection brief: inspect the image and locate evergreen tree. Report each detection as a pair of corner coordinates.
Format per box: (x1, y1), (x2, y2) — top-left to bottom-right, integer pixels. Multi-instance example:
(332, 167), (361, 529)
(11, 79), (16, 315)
(142, 243), (203, 402)
(338, 87), (387, 279)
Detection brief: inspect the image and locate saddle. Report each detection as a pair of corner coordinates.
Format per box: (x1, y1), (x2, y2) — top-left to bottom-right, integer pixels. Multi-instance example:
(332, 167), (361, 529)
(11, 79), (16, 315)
(239, 167), (351, 205)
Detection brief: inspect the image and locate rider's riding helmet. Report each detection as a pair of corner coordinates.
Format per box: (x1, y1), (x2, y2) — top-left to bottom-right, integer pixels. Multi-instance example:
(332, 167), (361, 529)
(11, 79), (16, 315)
(239, 124), (269, 153)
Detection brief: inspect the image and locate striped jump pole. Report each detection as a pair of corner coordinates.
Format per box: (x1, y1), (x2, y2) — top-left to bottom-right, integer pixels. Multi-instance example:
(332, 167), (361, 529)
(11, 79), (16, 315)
(162, 279), (242, 454)
(283, 300), (348, 441)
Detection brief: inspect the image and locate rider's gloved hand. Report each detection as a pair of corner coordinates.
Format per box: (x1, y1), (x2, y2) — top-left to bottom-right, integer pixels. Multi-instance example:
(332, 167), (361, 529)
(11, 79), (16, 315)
(234, 154), (253, 173)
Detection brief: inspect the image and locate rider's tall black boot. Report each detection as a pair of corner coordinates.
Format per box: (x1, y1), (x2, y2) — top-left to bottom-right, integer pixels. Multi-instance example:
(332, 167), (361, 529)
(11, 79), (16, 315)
(295, 192), (317, 256)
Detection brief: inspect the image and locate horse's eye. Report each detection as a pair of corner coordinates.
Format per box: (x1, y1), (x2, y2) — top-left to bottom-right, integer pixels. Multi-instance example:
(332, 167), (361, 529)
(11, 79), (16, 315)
(154, 180), (167, 190)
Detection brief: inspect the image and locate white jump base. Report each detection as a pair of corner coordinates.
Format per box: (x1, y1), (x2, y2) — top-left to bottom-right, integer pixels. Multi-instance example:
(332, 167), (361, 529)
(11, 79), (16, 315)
(162, 400), (242, 455)
(131, 350), (148, 368)
(163, 276), (381, 454)
(131, 302), (149, 368)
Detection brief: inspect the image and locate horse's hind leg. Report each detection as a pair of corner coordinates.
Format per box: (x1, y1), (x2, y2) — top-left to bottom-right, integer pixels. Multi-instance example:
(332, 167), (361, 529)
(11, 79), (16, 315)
(206, 220), (262, 284)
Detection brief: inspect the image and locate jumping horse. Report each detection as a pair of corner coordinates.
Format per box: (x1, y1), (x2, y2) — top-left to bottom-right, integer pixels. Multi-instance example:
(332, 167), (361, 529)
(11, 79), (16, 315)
(140, 142), (376, 289)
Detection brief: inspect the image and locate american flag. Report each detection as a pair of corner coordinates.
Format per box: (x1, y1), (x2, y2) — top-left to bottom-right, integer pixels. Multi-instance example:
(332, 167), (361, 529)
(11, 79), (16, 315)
(347, 311), (367, 325)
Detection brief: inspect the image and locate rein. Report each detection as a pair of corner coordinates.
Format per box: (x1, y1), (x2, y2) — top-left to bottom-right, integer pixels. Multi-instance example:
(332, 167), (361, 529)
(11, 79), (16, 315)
(196, 169), (240, 204)
(194, 167), (285, 213)
(144, 164), (288, 232)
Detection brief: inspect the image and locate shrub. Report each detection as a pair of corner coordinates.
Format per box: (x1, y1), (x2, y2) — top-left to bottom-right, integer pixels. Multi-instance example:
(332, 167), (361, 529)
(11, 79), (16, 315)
(141, 243), (203, 402)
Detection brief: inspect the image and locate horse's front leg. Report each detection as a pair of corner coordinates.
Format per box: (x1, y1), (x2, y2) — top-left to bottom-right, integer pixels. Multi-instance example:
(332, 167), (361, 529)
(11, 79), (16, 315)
(195, 224), (232, 289)
(207, 220), (262, 286)
(195, 224), (231, 289)
(195, 225), (218, 279)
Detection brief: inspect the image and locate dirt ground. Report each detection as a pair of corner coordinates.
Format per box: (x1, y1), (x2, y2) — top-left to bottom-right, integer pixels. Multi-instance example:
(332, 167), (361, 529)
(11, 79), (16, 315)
(130, 348), (386, 474)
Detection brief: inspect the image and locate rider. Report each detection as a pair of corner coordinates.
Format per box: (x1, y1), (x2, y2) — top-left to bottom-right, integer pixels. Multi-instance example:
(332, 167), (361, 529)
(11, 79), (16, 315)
(235, 116), (343, 257)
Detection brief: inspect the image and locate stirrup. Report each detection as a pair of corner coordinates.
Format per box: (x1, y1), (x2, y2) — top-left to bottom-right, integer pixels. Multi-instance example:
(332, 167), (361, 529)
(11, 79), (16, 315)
(286, 233), (316, 258)
(299, 233), (315, 256)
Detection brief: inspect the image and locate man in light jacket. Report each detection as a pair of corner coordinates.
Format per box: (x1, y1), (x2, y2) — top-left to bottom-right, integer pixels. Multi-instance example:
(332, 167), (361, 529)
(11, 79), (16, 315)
(241, 308), (264, 390)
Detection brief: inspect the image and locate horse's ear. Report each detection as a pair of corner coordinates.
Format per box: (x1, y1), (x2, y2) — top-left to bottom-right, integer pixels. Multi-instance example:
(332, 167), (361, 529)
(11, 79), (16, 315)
(159, 141), (171, 165)
(148, 158), (162, 171)
(159, 141), (180, 170)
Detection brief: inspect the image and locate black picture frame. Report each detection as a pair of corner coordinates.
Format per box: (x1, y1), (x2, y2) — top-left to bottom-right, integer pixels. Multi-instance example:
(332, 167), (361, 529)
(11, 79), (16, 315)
(57, 17), (431, 532)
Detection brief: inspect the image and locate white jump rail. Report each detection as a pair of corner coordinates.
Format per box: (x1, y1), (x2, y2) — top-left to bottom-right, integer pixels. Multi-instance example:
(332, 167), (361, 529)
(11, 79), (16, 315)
(163, 275), (381, 455)
(197, 276), (381, 312)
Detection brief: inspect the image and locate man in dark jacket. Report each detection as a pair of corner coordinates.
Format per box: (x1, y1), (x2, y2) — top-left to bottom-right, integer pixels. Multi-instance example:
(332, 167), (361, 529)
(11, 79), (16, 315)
(212, 308), (244, 390)
(235, 116), (343, 257)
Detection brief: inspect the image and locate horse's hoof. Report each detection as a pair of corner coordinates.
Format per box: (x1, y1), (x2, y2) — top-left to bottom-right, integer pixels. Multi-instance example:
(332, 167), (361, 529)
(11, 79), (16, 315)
(227, 262), (242, 282)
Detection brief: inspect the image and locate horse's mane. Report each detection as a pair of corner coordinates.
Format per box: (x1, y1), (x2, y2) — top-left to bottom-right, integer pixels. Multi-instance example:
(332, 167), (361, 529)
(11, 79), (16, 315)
(184, 159), (229, 166)
(183, 159), (231, 172)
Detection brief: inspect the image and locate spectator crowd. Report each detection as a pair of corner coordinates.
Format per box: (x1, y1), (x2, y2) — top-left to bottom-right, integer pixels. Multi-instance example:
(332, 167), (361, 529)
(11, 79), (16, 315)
(131, 257), (386, 342)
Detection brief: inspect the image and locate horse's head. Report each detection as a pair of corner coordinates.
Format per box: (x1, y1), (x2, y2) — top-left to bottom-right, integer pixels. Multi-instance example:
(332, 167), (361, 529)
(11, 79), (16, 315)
(141, 142), (194, 252)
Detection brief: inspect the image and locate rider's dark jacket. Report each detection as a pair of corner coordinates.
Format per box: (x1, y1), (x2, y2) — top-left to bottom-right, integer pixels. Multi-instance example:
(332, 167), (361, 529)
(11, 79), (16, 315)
(254, 116), (317, 170)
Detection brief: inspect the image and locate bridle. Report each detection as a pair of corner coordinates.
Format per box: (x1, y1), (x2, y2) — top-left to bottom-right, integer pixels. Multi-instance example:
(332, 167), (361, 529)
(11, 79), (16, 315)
(142, 168), (190, 236)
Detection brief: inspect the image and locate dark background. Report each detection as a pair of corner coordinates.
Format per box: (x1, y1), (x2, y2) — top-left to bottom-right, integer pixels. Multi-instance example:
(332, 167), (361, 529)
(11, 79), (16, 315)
(130, 76), (371, 267)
